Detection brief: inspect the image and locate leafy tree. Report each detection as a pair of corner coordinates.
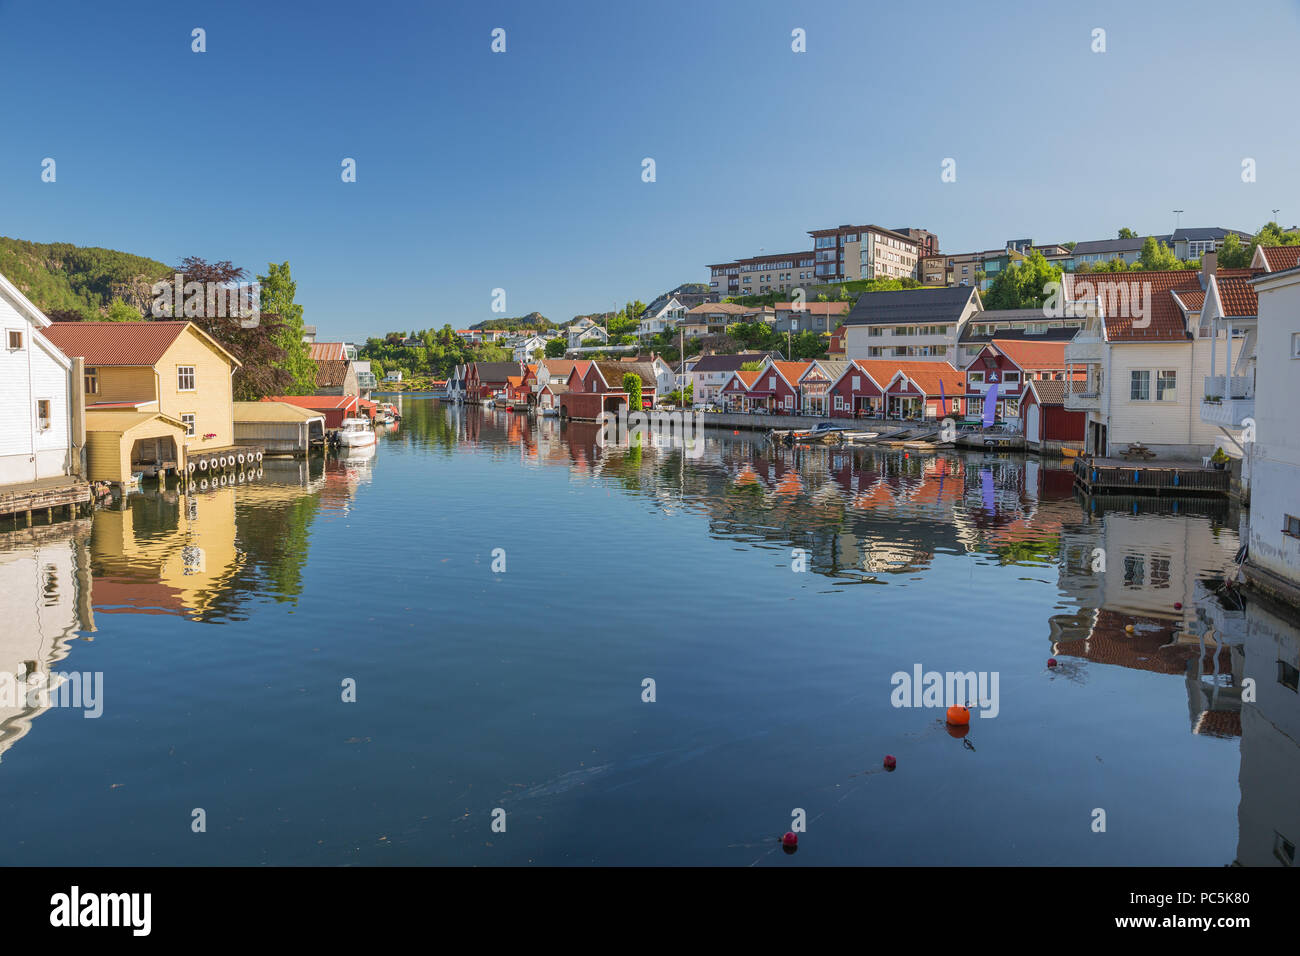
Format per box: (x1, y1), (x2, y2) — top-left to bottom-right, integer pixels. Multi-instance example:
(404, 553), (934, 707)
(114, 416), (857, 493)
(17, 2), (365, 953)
(106, 297), (141, 321)
(623, 373), (643, 412)
(257, 261), (316, 394)
(1216, 233), (1251, 268)
(1118, 227), (1137, 239)
(1137, 237), (1180, 271)
(1062, 241), (1077, 251)
(982, 251), (1062, 309)
(545, 337), (566, 358)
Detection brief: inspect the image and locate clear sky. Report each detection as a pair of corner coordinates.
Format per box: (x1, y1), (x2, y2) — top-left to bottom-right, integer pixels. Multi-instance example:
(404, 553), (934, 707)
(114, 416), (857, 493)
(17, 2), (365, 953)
(3, 0), (1298, 341)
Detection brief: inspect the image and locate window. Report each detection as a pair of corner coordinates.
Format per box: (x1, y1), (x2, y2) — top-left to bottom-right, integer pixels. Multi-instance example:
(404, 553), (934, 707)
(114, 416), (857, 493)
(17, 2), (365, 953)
(868, 347), (884, 357)
(177, 366), (196, 391)
(1278, 660), (1299, 693)
(1156, 370), (1176, 402)
(769, 376), (776, 390)
(834, 395), (844, 410)
(852, 376), (861, 390)
(784, 395), (793, 409)
(1283, 515), (1300, 538)
(1292, 332), (1300, 359)
(869, 327), (884, 337)
(1130, 370), (1150, 401)
(36, 399), (51, 431)
(6, 329), (23, 350)
(1004, 372), (1020, 385)
(181, 413), (196, 437)
(969, 371), (984, 385)
(1003, 398), (1020, 416)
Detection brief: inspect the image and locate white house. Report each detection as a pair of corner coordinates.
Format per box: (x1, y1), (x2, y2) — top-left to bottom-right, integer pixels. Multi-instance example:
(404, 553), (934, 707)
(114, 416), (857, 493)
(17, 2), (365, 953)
(637, 297), (686, 339)
(0, 271), (80, 486)
(1062, 261), (1248, 459)
(1244, 264), (1300, 607)
(512, 334), (549, 361)
(568, 322), (608, 349)
(385, 370), (403, 383)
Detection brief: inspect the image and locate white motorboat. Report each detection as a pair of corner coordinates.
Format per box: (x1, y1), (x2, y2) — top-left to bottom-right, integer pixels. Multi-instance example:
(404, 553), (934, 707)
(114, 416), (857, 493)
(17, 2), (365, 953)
(335, 417), (377, 447)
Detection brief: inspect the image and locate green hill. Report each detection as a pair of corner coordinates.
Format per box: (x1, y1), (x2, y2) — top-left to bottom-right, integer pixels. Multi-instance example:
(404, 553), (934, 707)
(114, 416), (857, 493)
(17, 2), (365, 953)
(0, 236), (172, 319)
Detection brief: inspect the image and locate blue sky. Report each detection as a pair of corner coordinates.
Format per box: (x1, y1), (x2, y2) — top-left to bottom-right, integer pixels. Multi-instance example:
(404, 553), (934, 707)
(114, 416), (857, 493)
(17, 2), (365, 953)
(3, 0), (1298, 341)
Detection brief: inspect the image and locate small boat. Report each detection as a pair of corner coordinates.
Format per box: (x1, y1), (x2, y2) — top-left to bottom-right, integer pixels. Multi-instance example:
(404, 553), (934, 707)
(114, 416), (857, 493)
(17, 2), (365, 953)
(511, 401), (530, 412)
(540, 406), (559, 417)
(335, 417), (377, 447)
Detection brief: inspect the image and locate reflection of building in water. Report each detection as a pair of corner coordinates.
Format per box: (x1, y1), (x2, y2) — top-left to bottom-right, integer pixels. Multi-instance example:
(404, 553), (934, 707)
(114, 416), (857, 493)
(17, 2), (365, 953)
(1215, 594), (1300, 866)
(90, 488), (242, 620)
(0, 522), (94, 760)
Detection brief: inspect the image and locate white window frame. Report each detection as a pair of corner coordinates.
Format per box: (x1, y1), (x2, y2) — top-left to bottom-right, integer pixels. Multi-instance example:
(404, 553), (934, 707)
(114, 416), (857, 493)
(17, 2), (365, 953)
(1156, 369), (1177, 402)
(1130, 370), (1151, 401)
(6, 329), (24, 350)
(177, 365), (196, 392)
(181, 413), (196, 437)
(36, 398), (52, 432)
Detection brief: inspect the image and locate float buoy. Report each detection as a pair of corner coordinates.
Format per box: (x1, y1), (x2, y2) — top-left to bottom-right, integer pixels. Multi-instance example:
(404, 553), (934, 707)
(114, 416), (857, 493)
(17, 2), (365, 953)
(781, 832), (797, 848)
(237, 453), (245, 465)
(199, 458), (208, 471)
(1125, 624), (1135, 633)
(883, 754), (897, 770)
(187, 462), (195, 473)
(256, 451), (263, 461)
(946, 705), (970, 726)
(200, 478), (208, 490)
(1047, 657), (1058, 668)
(1174, 602), (1182, 610)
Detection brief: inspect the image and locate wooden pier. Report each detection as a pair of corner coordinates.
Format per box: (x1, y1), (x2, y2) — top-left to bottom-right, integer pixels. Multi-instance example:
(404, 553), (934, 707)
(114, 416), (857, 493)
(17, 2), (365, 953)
(0, 476), (93, 527)
(1073, 457), (1229, 496)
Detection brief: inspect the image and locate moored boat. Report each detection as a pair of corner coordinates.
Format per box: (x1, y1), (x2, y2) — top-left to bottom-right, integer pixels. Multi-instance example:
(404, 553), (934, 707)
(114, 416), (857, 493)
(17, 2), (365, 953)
(335, 417), (377, 447)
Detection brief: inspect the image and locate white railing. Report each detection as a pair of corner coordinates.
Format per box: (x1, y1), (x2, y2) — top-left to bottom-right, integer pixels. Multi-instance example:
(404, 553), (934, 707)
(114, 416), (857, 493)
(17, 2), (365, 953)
(1203, 375), (1254, 400)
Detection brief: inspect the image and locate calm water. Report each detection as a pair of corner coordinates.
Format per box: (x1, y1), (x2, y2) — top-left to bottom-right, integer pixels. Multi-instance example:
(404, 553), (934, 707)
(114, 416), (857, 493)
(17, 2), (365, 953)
(1, 397), (1296, 866)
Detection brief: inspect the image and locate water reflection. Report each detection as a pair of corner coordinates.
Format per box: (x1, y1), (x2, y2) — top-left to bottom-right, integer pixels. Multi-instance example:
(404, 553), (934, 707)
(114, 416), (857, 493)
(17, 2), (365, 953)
(0, 399), (1294, 864)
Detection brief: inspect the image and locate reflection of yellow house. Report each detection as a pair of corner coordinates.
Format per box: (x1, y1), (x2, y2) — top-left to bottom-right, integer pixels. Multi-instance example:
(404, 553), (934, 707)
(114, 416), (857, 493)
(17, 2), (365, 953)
(90, 487), (243, 620)
(42, 321), (242, 485)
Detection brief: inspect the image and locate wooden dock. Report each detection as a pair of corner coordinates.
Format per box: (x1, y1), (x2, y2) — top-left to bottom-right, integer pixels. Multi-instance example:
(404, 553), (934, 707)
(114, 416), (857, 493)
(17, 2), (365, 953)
(1073, 457), (1229, 496)
(0, 475), (93, 526)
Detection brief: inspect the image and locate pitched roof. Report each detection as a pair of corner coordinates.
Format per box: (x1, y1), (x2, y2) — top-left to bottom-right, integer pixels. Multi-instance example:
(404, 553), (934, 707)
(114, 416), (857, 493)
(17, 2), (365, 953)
(723, 369), (763, 389)
(690, 351), (778, 373)
(309, 341), (347, 361)
(233, 401), (325, 423)
(1214, 275), (1259, 317)
(1065, 271), (1200, 342)
(884, 361), (965, 396)
(471, 361), (523, 381)
(1170, 289), (1205, 312)
(262, 395), (357, 410)
(42, 320), (241, 367)
(1170, 226), (1250, 242)
(593, 361), (657, 389)
(988, 338), (1068, 371)
(770, 360), (815, 385)
(539, 359), (577, 379)
(1068, 237), (1152, 256)
(842, 286), (977, 326)
(1260, 246), (1300, 272)
(687, 302), (750, 315)
(314, 359), (351, 388)
(1027, 380), (1067, 405)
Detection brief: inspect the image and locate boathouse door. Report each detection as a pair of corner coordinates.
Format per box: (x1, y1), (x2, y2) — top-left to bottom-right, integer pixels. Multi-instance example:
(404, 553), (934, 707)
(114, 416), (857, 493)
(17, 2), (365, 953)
(1025, 403), (1040, 444)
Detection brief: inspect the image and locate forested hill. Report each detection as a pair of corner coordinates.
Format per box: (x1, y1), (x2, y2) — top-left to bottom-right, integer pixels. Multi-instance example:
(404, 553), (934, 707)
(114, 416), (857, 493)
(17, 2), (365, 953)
(0, 236), (172, 319)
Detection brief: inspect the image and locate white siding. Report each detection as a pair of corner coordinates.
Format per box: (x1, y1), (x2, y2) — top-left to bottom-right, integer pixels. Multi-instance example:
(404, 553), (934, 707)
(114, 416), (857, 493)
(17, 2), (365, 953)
(0, 280), (74, 485)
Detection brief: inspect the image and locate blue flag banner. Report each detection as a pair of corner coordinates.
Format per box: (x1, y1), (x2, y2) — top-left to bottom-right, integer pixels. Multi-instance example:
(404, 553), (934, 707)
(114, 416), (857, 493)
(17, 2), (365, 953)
(983, 382), (999, 429)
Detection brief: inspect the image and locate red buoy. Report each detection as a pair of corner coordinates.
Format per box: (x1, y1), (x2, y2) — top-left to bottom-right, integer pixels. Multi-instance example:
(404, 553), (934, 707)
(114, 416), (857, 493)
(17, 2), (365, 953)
(883, 754), (897, 770)
(781, 831), (798, 848)
(1047, 657), (1058, 668)
(1174, 602), (1183, 610)
(946, 705), (970, 726)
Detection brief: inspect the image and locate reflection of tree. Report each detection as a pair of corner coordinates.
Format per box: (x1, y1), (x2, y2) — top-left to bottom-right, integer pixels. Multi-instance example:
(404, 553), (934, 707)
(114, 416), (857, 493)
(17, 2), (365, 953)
(232, 493), (319, 603)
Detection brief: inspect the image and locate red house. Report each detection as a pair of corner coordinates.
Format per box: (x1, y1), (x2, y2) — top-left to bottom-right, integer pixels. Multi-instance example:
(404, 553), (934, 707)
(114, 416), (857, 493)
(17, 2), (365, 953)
(557, 361), (658, 420)
(744, 361), (811, 415)
(262, 395), (359, 428)
(1021, 380), (1086, 449)
(828, 360), (890, 418)
(720, 369), (762, 411)
(466, 361), (525, 401)
(882, 363), (965, 419)
(963, 339), (1070, 421)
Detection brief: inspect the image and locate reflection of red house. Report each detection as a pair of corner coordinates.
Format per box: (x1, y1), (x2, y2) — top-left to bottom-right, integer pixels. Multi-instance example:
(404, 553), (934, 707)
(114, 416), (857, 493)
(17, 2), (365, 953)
(557, 361), (657, 420)
(262, 395), (358, 428)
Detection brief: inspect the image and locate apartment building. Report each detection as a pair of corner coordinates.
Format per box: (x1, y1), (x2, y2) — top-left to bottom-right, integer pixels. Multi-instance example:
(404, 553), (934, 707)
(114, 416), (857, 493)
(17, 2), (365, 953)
(842, 285), (982, 365)
(892, 228), (939, 261)
(707, 251), (816, 298)
(807, 224), (921, 283)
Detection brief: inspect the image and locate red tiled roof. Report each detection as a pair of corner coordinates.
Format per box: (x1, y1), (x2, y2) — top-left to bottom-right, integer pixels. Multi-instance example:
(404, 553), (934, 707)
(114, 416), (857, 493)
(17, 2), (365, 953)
(1215, 275), (1258, 317)
(850, 360), (963, 397)
(723, 369), (763, 390)
(262, 395), (357, 410)
(1260, 246), (1300, 272)
(1027, 380), (1067, 405)
(314, 359), (350, 388)
(42, 320), (191, 366)
(1066, 271), (1199, 342)
(309, 342), (347, 361)
(1171, 289), (1205, 311)
(989, 338), (1068, 371)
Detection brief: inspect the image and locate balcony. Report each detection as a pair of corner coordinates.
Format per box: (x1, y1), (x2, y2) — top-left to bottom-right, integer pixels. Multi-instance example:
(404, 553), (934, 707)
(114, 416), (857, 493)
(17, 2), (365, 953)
(1064, 335), (1103, 365)
(1064, 377), (1100, 411)
(1200, 376), (1254, 427)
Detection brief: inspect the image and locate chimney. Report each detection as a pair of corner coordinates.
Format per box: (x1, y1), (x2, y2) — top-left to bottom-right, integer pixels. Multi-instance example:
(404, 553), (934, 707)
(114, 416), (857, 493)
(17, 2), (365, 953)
(1202, 250), (1217, 280)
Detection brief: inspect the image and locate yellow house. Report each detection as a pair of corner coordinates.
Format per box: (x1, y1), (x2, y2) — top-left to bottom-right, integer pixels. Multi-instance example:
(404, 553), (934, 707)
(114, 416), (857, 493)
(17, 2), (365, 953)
(42, 321), (242, 484)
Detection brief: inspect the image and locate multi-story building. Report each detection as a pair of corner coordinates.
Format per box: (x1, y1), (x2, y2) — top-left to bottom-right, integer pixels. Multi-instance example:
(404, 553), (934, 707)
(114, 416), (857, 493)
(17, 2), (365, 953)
(707, 251), (816, 298)
(806, 224), (921, 284)
(842, 285), (982, 365)
(893, 228), (939, 261)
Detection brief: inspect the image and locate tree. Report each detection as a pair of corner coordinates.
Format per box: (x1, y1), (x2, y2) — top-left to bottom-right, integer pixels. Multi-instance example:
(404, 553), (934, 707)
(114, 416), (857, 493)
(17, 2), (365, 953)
(545, 337), (566, 358)
(257, 261), (316, 395)
(1118, 227), (1137, 239)
(623, 373), (643, 412)
(982, 251), (1062, 309)
(1215, 233), (1251, 268)
(106, 297), (141, 322)
(1136, 237), (1179, 271)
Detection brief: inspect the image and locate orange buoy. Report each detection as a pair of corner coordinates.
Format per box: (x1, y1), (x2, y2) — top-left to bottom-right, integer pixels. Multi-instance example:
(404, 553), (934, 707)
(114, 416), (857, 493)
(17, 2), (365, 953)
(946, 705), (970, 726)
